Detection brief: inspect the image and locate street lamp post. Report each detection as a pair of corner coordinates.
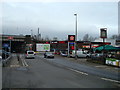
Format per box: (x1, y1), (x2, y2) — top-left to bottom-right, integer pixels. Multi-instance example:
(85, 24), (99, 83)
(74, 13), (77, 60)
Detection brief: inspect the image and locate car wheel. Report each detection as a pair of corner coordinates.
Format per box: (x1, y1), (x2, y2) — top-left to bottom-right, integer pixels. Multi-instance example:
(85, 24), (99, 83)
(86, 56), (89, 58)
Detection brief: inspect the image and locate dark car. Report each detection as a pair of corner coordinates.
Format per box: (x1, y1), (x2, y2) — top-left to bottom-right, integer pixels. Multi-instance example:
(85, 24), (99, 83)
(44, 52), (54, 58)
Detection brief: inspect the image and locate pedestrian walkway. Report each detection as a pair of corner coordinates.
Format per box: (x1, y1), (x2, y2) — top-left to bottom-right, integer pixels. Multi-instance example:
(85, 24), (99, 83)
(9, 54), (20, 67)
(65, 57), (120, 73)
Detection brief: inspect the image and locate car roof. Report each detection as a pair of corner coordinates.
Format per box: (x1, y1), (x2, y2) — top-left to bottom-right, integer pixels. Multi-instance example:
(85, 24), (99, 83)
(27, 50), (34, 52)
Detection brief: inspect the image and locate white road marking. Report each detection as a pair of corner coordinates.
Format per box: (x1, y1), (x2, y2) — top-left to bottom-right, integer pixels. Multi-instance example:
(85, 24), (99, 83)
(69, 68), (88, 75)
(10, 65), (20, 67)
(95, 66), (107, 68)
(21, 56), (28, 67)
(22, 59), (28, 67)
(101, 78), (120, 83)
(23, 59), (28, 67)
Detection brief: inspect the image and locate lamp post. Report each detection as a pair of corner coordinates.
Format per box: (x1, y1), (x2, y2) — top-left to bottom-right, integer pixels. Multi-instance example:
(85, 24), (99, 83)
(74, 13), (77, 60)
(31, 29), (33, 37)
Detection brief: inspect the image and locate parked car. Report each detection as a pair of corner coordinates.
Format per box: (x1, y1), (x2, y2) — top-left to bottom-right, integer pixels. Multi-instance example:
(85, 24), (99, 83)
(91, 53), (104, 57)
(107, 53), (115, 58)
(44, 52), (54, 58)
(60, 52), (68, 57)
(60, 51), (68, 57)
(25, 50), (35, 59)
(0, 50), (10, 59)
(70, 50), (90, 58)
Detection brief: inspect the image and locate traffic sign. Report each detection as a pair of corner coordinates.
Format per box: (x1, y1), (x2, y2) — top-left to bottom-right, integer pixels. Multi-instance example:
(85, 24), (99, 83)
(3, 43), (9, 48)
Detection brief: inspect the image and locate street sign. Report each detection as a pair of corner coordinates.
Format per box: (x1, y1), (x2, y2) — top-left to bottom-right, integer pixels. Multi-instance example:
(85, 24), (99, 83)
(3, 43), (9, 48)
(68, 35), (75, 42)
(100, 28), (107, 38)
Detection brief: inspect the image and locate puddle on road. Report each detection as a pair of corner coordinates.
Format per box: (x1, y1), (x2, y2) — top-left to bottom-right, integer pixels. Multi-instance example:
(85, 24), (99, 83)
(16, 67), (28, 71)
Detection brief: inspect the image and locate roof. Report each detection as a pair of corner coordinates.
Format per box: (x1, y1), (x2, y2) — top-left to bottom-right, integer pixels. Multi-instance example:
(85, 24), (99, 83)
(94, 45), (120, 51)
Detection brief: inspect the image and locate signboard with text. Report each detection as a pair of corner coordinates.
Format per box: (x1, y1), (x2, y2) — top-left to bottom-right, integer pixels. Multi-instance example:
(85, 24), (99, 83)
(100, 28), (107, 38)
(36, 44), (50, 51)
(68, 35), (75, 42)
(8, 36), (13, 40)
(3, 43), (9, 48)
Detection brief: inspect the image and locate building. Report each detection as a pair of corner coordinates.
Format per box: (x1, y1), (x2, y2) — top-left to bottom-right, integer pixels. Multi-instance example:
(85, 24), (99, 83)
(94, 38), (116, 46)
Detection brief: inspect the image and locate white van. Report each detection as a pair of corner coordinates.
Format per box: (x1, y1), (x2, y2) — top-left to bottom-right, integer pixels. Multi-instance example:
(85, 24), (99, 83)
(70, 50), (89, 58)
(25, 50), (35, 59)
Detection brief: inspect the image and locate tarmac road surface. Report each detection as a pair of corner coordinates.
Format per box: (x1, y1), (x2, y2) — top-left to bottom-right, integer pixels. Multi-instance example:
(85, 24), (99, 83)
(2, 54), (120, 88)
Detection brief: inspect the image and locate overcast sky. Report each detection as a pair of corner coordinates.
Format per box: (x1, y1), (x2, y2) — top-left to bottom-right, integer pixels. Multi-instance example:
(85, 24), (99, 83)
(2, 2), (118, 40)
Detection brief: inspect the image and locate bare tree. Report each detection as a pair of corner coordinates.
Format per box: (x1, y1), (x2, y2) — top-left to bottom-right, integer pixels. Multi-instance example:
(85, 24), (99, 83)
(53, 37), (58, 41)
(110, 34), (118, 39)
(83, 34), (89, 41)
(45, 36), (50, 41)
(82, 34), (97, 41)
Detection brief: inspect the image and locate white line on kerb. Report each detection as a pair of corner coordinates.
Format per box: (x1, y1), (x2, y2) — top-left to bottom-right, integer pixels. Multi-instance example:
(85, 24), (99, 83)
(23, 59), (28, 67)
(69, 69), (88, 75)
(22, 60), (25, 66)
(101, 78), (120, 83)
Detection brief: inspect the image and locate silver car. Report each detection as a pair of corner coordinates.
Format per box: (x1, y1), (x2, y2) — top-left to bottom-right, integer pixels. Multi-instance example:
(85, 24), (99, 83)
(44, 52), (54, 58)
(25, 50), (35, 59)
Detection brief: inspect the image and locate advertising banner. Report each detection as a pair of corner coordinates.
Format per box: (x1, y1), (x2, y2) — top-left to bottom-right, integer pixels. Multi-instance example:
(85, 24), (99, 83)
(36, 44), (50, 51)
(106, 58), (120, 67)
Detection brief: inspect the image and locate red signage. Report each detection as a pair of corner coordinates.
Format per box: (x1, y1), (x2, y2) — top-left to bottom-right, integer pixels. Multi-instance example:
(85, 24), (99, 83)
(59, 41), (65, 43)
(46, 42), (50, 44)
(8, 36), (13, 40)
(71, 46), (74, 50)
(68, 35), (75, 42)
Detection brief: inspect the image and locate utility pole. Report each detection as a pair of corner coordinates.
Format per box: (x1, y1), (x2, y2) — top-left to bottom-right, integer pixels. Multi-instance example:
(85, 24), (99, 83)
(38, 28), (41, 41)
(31, 29), (33, 37)
(74, 13), (77, 60)
(38, 28), (39, 41)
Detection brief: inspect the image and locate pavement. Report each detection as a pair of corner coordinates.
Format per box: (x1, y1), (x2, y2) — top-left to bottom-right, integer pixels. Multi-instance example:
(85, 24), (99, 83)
(9, 54), (21, 67)
(64, 56), (120, 73)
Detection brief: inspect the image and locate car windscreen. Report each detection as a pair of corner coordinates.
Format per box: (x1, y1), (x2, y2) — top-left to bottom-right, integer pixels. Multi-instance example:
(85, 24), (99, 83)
(46, 52), (53, 55)
(28, 52), (34, 54)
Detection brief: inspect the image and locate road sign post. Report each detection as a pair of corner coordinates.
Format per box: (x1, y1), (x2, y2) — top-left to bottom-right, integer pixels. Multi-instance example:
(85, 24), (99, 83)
(8, 36), (13, 53)
(3, 43), (9, 59)
(100, 28), (107, 55)
(68, 35), (75, 58)
(68, 42), (70, 57)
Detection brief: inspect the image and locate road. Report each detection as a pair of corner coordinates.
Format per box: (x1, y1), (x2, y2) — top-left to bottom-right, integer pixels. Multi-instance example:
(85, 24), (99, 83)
(2, 54), (120, 88)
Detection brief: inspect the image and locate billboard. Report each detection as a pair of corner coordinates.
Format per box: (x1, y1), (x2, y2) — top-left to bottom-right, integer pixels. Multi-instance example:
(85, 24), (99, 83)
(36, 44), (50, 51)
